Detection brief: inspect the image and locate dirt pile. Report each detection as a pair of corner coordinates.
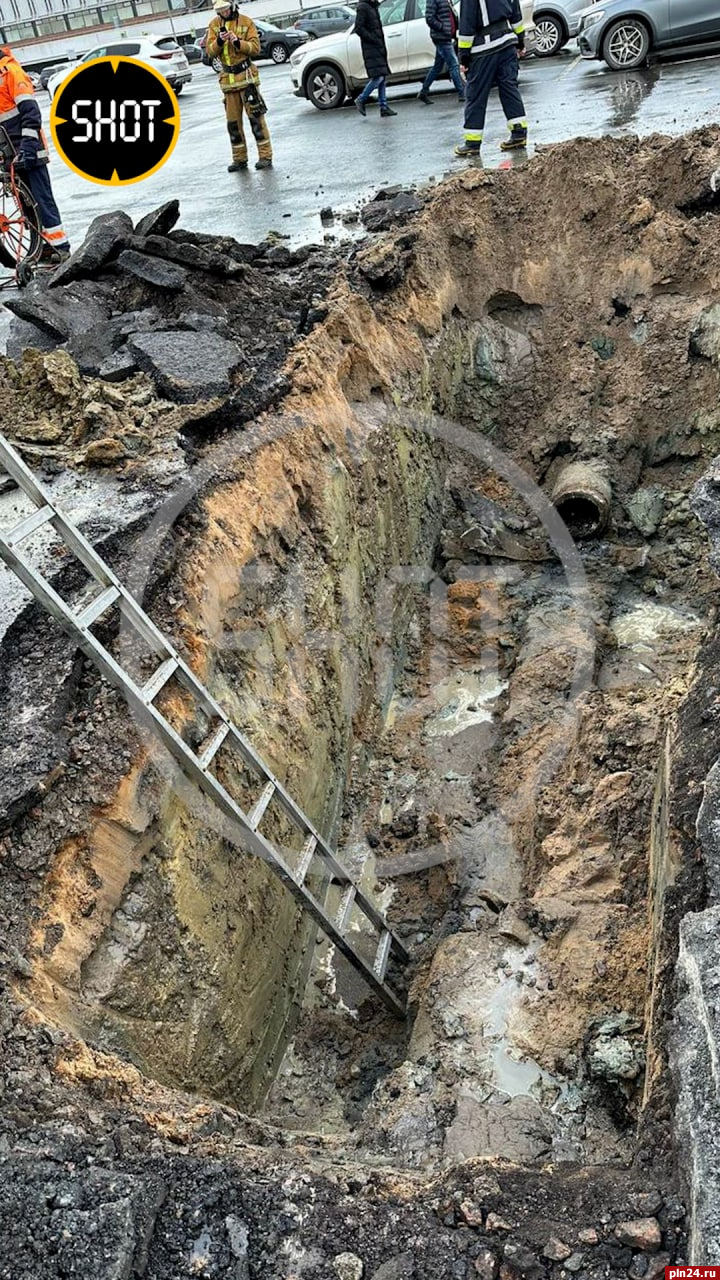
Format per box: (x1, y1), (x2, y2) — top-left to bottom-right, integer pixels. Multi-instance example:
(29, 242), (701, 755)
(2, 128), (720, 1274)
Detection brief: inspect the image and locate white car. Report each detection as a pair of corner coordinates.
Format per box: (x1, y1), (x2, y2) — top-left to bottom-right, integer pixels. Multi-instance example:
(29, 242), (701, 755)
(291, 0), (535, 109)
(47, 35), (192, 99)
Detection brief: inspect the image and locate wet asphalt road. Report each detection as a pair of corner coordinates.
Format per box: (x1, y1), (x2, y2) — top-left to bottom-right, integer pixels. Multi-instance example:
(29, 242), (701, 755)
(27, 47), (720, 250)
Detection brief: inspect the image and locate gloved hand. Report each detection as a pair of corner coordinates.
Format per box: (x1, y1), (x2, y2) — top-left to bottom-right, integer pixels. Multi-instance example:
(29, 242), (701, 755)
(459, 49), (472, 69)
(15, 137), (40, 169)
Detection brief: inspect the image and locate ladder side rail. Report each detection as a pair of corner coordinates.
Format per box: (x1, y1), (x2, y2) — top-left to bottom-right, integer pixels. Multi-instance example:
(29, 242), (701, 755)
(0, 436), (128, 596)
(0, 535), (256, 838)
(223, 722), (365, 885)
(0, 434), (52, 509)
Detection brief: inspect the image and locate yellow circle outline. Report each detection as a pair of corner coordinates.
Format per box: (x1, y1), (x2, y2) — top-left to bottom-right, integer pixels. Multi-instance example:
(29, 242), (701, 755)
(49, 55), (181, 187)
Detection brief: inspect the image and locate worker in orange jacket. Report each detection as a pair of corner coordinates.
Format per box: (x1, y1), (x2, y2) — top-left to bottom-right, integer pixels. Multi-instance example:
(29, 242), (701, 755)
(0, 46), (70, 261)
(206, 0), (273, 171)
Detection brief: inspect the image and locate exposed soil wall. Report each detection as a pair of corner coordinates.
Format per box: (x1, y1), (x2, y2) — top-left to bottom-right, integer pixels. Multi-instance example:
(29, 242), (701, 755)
(2, 128), (720, 1274)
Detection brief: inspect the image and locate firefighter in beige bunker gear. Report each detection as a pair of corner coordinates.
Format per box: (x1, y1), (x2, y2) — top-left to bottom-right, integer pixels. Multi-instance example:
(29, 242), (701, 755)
(206, 0), (273, 171)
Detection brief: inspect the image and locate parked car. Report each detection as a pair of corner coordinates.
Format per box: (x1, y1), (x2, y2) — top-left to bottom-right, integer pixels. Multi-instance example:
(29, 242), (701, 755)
(47, 35), (192, 98)
(533, 0), (598, 55)
(255, 19), (310, 63)
(293, 4), (357, 40)
(578, 0), (720, 70)
(39, 59), (78, 90)
(291, 0), (534, 109)
(181, 40), (204, 63)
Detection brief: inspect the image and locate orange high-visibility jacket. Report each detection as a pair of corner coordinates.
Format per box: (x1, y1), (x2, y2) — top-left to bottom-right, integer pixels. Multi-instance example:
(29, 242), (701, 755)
(0, 48), (47, 156)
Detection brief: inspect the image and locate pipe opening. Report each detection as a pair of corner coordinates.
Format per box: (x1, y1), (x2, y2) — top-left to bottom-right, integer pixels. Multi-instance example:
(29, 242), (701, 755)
(551, 462), (612, 539)
(554, 494), (605, 540)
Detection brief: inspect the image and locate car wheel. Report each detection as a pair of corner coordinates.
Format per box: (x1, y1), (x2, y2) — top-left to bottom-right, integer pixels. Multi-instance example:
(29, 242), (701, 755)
(172, 82), (184, 95)
(269, 42), (289, 63)
(602, 18), (650, 70)
(305, 62), (346, 108)
(533, 13), (565, 56)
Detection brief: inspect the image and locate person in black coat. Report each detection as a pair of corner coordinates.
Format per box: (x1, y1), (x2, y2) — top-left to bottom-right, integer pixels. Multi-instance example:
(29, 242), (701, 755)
(353, 0), (397, 117)
(418, 0), (465, 104)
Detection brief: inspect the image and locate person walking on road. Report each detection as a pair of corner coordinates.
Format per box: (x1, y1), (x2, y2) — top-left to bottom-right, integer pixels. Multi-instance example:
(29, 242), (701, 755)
(418, 0), (465, 104)
(0, 45), (70, 262)
(353, 0), (397, 118)
(206, 0), (273, 170)
(454, 0), (528, 158)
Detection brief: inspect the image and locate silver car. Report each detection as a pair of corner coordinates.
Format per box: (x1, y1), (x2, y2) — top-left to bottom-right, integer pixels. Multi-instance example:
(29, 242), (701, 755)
(533, 0), (599, 55)
(578, 0), (720, 70)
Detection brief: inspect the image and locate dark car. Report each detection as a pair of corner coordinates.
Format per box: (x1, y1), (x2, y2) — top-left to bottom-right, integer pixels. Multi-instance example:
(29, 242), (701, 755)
(182, 40), (204, 63)
(255, 18), (310, 62)
(39, 59), (77, 89)
(293, 4), (356, 40)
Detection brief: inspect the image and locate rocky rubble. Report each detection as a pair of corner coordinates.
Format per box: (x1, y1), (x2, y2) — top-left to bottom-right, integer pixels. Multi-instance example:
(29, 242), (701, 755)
(2, 197), (338, 450)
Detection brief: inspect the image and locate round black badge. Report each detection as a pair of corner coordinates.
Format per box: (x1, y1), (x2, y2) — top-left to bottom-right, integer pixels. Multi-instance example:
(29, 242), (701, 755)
(50, 57), (180, 186)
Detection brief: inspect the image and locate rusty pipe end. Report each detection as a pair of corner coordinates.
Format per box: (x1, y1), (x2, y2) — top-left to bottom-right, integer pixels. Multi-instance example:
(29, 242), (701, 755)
(550, 461), (612, 540)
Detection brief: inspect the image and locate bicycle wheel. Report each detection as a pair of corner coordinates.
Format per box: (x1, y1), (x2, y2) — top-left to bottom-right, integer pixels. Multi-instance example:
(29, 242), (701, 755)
(0, 171), (44, 270)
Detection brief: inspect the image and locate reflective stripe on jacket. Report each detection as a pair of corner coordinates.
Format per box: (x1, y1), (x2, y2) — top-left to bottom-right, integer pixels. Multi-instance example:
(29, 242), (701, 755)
(0, 51), (44, 146)
(457, 0), (523, 56)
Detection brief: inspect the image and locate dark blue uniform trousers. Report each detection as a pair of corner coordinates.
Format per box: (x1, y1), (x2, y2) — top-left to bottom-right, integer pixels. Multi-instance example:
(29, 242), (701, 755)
(25, 165), (65, 240)
(463, 43), (526, 142)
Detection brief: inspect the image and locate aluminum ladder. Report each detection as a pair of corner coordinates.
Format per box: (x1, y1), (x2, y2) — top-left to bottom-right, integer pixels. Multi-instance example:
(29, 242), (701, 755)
(0, 433), (408, 1015)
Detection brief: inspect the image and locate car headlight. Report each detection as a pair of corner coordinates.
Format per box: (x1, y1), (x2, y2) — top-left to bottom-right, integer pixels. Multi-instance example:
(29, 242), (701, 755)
(290, 48), (308, 65)
(580, 8), (605, 30)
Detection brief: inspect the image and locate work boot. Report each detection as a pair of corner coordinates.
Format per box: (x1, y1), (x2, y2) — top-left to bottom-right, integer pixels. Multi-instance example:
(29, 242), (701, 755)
(454, 140), (481, 157)
(500, 127), (528, 151)
(255, 158), (273, 169)
(356, 99), (367, 116)
(228, 160), (248, 171)
(379, 105), (397, 117)
(39, 242), (71, 265)
(417, 89), (433, 104)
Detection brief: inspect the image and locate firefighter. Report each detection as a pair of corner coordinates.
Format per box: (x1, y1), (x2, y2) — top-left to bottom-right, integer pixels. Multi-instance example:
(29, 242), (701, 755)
(454, 0), (528, 158)
(0, 46), (70, 261)
(206, 0), (273, 171)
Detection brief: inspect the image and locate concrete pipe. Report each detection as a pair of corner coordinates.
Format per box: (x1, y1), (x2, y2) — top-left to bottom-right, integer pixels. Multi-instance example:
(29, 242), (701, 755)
(550, 461), (611, 539)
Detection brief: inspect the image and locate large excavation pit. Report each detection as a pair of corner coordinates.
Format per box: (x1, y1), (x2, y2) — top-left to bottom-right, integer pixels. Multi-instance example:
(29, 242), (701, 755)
(2, 130), (720, 1276)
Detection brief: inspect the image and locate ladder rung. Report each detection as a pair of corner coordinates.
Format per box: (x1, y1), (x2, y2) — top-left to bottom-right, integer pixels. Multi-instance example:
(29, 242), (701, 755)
(295, 835), (317, 885)
(199, 722), (230, 769)
(141, 656), (178, 704)
(4, 504), (55, 548)
(373, 930), (392, 982)
(76, 585), (120, 630)
(248, 781), (275, 831)
(336, 885), (356, 934)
